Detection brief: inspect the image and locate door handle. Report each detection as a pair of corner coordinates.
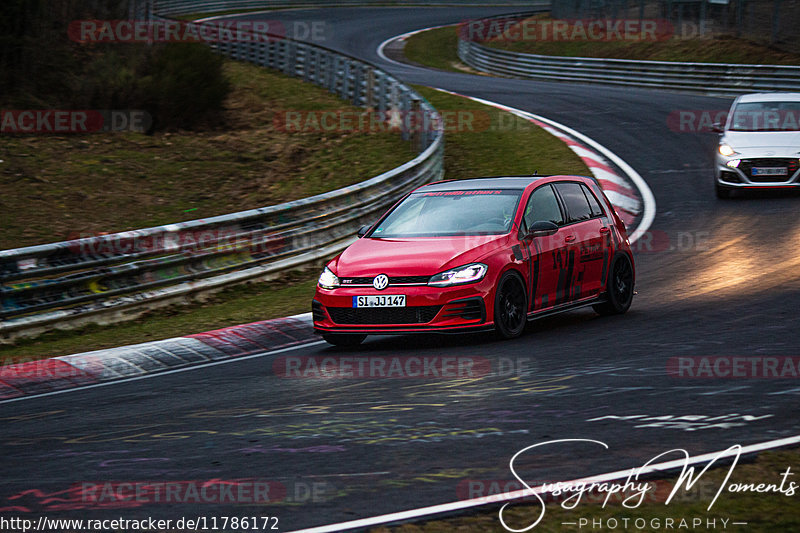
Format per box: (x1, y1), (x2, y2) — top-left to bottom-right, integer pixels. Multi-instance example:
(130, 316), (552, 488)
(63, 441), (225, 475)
(565, 235), (576, 242)
(599, 227), (610, 234)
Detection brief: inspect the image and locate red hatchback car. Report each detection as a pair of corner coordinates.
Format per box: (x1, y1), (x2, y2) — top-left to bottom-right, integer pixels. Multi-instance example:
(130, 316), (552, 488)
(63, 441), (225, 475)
(312, 176), (634, 346)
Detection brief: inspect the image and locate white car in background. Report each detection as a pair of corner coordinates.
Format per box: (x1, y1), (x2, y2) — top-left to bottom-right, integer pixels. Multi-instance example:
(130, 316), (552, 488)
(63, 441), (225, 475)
(714, 92), (800, 199)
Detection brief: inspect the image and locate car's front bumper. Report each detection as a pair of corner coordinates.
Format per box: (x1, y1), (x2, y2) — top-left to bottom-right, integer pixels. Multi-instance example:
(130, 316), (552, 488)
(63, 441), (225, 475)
(716, 155), (800, 189)
(312, 282), (494, 335)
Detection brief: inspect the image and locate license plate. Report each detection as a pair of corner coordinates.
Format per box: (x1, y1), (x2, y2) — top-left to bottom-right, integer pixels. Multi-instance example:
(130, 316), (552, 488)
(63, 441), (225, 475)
(752, 167), (788, 176)
(353, 295), (406, 308)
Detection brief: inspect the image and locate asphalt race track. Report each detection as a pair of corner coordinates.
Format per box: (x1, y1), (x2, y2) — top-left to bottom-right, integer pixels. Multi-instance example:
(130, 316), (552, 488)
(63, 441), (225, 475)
(2, 7), (800, 532)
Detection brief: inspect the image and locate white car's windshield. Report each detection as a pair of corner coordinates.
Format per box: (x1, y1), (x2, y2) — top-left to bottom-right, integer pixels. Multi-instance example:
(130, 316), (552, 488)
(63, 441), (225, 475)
(729, 101), (800, 132)
(370, 189), (522, 238)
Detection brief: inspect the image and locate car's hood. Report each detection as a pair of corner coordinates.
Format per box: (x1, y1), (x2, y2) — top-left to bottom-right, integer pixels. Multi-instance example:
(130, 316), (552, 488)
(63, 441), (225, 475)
(331, 235), (511, 277)
(722, 131), (800, 151)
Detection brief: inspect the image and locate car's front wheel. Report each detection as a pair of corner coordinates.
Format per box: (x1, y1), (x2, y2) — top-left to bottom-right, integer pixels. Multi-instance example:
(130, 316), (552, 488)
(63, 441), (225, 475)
(494, 271), (528, 339)
(594, 253), (634, 316)
(322, 334), (366, 347)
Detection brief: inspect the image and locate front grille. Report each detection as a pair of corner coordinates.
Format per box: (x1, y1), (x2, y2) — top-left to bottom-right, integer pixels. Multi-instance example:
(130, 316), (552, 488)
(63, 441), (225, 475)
(327, 306), (441, 325)
(441, 298), (485, 321)
(739, 158), (799, 183)
(389, 276), (431, 284)
(340, 275), (430, 286)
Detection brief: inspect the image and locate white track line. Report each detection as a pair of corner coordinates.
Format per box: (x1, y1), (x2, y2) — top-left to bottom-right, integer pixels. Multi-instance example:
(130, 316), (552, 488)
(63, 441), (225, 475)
(194, 9), (314, 23)
(430, 89), (656, 244)
(292, 434), (800, 532)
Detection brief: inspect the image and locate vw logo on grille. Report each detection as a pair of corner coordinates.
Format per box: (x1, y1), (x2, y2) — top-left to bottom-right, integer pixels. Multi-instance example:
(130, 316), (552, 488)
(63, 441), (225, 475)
(373, 274), (389, 290)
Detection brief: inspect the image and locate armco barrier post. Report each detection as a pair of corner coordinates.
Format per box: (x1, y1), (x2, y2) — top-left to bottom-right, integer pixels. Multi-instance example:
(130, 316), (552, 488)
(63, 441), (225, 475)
(303, 47), (313, 82)
(328, 55), (338, 92)
(352, 63), (363, 106)
(411, 99), (422, 152)
(284, 41), (295, 75)
(366, 67), (375, 109)
(342, 60), (352, 100)
(378, 71), (387, 114)
(400, 91), (410, 142)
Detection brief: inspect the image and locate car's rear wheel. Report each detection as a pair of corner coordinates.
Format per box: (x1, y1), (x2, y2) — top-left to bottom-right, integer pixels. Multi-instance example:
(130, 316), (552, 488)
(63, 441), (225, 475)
(494, 271), (527, 339)
(594, 253), (634, 316)
(322, 334), (366, 347)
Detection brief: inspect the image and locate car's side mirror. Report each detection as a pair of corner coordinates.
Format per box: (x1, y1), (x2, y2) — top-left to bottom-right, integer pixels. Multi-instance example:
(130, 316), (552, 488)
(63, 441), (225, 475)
(357, 224), (371, 238)
(525, 220), (559, 238)
(711, 122), (724, 134)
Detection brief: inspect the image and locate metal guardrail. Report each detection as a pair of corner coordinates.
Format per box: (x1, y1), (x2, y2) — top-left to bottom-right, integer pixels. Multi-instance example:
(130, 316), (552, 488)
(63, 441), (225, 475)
(153, 0), (536, 15)
(458, 14), (800, 96)
(0, 13), (444, 340)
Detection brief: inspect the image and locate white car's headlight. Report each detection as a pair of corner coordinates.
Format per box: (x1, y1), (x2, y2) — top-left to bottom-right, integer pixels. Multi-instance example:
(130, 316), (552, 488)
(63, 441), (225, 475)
(318, 266), (339, 289)
(428, 263), (487, 287)
(719, 144), (738, 157)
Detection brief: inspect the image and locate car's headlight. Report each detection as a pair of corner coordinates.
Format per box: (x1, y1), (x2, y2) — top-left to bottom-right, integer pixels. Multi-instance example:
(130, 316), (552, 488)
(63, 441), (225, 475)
(719, 144), (738, 157)
(428, 263), (487, 287)
(318, 266), (339, 289)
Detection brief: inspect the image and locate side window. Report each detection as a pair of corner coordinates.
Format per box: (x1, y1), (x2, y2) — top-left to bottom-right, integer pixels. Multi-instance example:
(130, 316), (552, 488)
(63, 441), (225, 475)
(555, 182), (592, 223)
(523, 184), (564, 229)
(582, 185), (605, 217)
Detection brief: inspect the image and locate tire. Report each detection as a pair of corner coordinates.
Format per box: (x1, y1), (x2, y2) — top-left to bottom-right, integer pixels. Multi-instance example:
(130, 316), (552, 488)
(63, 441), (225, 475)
(715, 181), (732, 199)
(322, 334), (366, 347)
(593, 253), (634, 316)
(493, 271), (528, 339)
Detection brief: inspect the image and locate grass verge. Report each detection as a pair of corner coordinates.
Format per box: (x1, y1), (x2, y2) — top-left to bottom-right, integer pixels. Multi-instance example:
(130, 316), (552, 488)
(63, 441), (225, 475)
(374, 446), (800, 532)
(1, 88), (589, 359)
(412, 86), (590, 178)
(402, 26), (463, 72)
(1, 60), (414, 249)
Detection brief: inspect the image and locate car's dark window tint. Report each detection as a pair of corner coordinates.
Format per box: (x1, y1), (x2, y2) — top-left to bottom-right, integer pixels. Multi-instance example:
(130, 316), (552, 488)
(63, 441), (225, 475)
(371, 190), (522, 237)
(582, 185), (605, 217)
(555, 182), (593, 223)
(523, 184), (564, 228)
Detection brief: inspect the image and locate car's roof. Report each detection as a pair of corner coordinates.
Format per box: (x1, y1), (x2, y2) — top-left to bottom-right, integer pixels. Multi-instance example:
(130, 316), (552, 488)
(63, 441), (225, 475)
(415, 176), (552, 192)
(737, 92), (800, 103)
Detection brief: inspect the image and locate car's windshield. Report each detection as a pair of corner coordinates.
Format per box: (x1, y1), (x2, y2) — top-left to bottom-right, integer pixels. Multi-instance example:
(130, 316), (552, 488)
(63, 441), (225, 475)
(370, 189), (522, 238)
(729, 101), (800, 132)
